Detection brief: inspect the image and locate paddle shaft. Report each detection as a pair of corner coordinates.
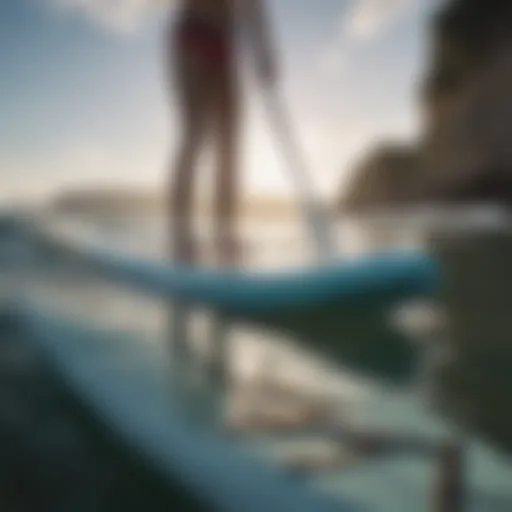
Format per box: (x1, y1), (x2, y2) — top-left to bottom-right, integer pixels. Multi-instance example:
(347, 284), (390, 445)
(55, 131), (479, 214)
(262, 85), (337, 263)
(433, 441), (465, 512)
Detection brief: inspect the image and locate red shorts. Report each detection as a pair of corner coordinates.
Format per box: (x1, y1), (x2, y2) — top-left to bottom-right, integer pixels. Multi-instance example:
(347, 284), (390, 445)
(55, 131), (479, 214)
(175, 17), (234, 70)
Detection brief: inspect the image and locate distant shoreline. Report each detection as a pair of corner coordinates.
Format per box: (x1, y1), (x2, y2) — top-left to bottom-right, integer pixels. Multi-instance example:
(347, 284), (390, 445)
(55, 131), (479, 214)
(49, 188), (301, 220)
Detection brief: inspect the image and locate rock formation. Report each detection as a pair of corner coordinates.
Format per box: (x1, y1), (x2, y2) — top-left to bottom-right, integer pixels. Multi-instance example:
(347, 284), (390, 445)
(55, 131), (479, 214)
(341, 143), (419, 212)
(341, 0), (512, 457)
(341, 0), (512, 211)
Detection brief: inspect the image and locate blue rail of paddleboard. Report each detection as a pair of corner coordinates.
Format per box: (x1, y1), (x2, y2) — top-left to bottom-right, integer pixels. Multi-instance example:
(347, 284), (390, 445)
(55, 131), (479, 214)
(37, 230), (440, 316)
(29, 229), (441, 384)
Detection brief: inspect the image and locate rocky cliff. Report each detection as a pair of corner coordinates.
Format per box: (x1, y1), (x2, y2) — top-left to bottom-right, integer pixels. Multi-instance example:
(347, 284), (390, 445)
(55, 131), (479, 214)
(341, 0), (512, 457)
(341, 143), (419, 212)
(341, 0), (512, 211)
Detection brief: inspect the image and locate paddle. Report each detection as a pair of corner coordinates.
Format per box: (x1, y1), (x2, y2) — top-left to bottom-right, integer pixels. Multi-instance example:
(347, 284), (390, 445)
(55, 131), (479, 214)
(261, 84), (337, 263)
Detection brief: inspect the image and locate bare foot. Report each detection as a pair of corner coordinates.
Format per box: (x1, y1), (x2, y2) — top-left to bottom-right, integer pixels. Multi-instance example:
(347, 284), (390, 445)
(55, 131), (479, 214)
(172, 233), (197, 265)
(217, 237), (244, 267)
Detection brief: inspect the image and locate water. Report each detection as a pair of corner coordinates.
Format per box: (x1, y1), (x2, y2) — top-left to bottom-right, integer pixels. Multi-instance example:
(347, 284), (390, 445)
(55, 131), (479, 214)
(6, 209), (512, 511)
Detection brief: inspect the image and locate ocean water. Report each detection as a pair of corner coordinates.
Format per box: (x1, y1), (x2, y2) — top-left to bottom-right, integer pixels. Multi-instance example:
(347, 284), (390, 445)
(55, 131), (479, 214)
(9, 210), (512, 511)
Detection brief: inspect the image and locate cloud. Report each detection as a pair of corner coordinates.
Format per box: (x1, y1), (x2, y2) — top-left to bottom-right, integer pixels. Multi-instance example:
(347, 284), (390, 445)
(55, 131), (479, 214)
(317, 40), (351, 77)
(344, 0), (410, 42)
(51, 0), (170, 33)
(317, 0), (415, 77)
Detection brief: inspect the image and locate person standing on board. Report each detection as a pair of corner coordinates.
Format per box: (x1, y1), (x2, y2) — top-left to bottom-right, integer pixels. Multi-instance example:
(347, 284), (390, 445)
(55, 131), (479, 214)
(167, 0), (277, 265)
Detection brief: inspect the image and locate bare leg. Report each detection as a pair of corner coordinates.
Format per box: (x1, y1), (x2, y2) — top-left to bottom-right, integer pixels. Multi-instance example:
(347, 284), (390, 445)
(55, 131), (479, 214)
(212, 70), (241, 267)
(169, 54), (212, 264)
(170, 126), (202, 263)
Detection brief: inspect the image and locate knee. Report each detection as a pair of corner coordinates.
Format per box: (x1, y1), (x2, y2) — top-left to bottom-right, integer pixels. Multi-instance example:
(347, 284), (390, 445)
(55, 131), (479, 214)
(172, 169), (192, 195)
(172, 134), (201, 176)
(177, 134), (201, 163)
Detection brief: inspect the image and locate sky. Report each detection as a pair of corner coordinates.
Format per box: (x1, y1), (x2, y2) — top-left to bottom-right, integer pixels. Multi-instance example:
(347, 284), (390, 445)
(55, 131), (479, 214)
(0, 0), (435, 203)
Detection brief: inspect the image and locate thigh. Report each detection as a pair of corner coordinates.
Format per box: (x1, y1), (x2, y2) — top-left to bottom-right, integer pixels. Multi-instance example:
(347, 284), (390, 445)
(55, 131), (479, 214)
(210, 67), (241, 141)
(170, 48), (215, 135)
